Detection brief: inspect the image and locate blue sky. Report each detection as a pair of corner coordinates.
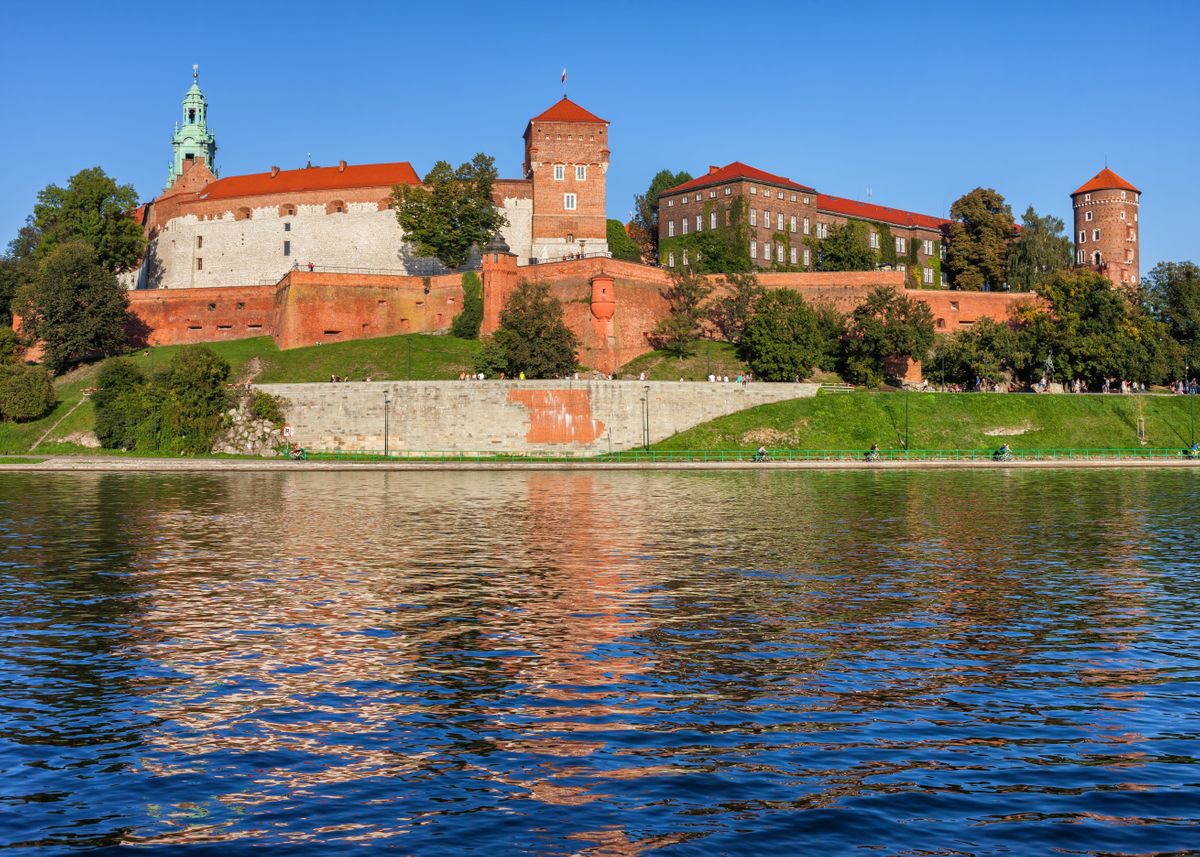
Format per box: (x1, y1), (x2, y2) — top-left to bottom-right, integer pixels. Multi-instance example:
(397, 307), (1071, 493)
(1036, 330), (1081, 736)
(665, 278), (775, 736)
(1, 0), (1196, 271)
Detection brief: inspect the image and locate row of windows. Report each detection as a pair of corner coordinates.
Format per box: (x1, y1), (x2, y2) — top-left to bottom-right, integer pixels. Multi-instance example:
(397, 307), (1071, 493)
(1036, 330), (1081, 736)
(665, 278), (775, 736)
(232, 200), (396, 221)
(1081, 191), (1137, 203)
(666, 214), (937, 256)
(667, 186), (812, 206)
(552, 164), (588, 181)
(1084, 210), (1137, 222)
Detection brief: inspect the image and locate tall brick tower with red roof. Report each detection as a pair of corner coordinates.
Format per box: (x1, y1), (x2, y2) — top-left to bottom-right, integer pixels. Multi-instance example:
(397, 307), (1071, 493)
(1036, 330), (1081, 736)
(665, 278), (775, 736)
(1072, 167), (1140, 288)
(524, 97), (609, 262)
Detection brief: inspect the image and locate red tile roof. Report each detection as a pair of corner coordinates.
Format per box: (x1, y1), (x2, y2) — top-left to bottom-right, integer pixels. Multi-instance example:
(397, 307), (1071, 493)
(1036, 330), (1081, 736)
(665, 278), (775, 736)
(198, 162), (421, 201)
(1072, 167), (1139, 195)
(662, 162), (816, 196)
(817, 194), (950, 231)
(529, 97), (607, 124)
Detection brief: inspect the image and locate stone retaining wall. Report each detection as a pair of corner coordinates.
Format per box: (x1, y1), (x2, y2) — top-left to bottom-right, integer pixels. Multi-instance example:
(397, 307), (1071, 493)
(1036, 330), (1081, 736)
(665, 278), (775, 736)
(257, 380), (820, 454)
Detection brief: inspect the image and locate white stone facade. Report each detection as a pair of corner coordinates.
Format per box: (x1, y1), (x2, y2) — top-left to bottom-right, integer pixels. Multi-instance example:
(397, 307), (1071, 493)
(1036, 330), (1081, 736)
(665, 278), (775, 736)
(498, 195), (533, 262)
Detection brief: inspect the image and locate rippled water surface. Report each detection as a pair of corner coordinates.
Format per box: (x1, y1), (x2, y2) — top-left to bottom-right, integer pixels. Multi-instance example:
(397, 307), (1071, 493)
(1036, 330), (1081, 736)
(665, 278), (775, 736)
(1, 470), (1199, 855)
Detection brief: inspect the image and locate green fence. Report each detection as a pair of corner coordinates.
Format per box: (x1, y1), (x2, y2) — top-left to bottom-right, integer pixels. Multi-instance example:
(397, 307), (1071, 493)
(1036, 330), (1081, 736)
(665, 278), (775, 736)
(293, 447), (1200, 464)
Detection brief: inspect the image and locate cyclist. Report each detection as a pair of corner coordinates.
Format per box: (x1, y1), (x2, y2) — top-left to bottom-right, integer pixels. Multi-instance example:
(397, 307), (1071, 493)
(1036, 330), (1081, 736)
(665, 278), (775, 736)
(865, 443), (880, 462)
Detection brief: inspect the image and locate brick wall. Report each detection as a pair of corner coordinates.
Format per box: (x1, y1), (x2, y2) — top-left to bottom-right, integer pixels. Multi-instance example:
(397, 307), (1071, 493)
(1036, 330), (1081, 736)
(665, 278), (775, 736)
(524, 117), (609, 259)
(128, 285), (277, 345)
(1073, 187), (1140, 287)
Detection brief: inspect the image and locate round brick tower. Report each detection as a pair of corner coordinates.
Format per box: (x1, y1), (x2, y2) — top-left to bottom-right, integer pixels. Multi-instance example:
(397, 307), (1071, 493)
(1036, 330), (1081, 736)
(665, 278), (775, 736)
(1071, 167), (1140, 288)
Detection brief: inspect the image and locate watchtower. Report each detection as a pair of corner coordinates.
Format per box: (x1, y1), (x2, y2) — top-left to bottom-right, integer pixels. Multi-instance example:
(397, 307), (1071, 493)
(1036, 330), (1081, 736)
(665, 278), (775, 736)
(1071, 167), (1140, 288)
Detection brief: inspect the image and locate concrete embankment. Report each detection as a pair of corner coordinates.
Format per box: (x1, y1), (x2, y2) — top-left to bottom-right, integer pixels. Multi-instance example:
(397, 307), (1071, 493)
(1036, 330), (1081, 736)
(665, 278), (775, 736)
(3, 457), (1198, 472)
(256, 380), (821, 455)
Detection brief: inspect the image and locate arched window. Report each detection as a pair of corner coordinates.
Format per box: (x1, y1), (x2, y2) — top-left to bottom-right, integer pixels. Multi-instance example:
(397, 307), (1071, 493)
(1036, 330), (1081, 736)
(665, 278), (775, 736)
(278, 203), (296, 217)
(235, 207), (252, 221)
(1093, 251), (1102, 266)
(326, 200), (345, 215)
(378, 198), (394, 211)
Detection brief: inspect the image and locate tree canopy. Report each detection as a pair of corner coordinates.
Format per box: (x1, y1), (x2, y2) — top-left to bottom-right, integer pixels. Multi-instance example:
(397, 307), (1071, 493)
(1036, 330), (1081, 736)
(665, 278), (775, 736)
(1144, 261), (1200, 366)
(1005, 206), (1072, 292)
(606, 219), (641, 262)
(741, 289), (821, 381)
(475, 281), (579, 378)
(944, 187), (1016, 291)
(707, 271), (763, 345)
(630, 169), (692, 263)
(395, 154), (507, 270)
(32, 167), (145, 273)
(842, 287), (935, 385)
(14, 242), (132, 374)
(811, 221), (876, 272)
(649, 265), (712, 358)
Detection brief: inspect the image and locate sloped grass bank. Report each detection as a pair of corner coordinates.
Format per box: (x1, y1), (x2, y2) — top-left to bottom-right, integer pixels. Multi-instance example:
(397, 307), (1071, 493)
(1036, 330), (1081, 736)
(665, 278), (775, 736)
(653, 391), (1198, 452)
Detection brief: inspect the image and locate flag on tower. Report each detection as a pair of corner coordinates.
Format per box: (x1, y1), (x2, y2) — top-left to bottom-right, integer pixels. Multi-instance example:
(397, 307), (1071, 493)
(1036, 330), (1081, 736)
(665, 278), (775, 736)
(561, 68), (567, 84)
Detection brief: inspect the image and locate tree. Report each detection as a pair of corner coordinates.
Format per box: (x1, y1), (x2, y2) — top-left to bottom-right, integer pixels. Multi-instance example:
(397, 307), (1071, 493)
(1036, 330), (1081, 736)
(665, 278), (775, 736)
(156, 345), (231, 453)
(476, 281), (579, 378)
(707, 271), (763, 345)
(394, 154), (506, 270)
(450, 272), (483, 339)
(92, 358), (149, 450)
(813, 302), (846, 373)
(930, 317), (1030, 385)
(742, 289), (822, 381)
(606, 219), (641, 263)
(944, 187), (1017, 291)
(32, 167), (145, 272)
(810, 221), (876, 272)
(842, 287), (935, 386)
(649, 265), (712, 358)
(630, 169), (693, 263)
(1144, 261), (1200, 366)
(14, 242), (132, 374)
(1005, 206), (1072, 292)
(678, 198), (753, 274)
(0, 220), (41, 326)
(0, 364), (55, 422)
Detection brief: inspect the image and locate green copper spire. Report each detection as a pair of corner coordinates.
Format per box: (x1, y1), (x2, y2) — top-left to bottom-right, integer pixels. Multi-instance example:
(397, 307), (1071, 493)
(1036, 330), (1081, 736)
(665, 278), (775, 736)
(166, 64), (218, 189)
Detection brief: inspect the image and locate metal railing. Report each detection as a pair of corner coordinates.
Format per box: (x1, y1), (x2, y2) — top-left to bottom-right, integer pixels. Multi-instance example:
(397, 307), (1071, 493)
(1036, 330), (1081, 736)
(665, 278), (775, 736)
(527, 250), (614, 265)
(287, 447), (1200, 464)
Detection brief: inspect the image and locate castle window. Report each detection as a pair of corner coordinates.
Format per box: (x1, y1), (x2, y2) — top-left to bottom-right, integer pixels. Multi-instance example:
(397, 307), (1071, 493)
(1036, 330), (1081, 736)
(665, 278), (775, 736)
(869, 231), (879, 249)
(553, 164), (564, 181)
(196, 235), (203, 249)
(695, 193), (701, 202)
(1077, 249), (1085, 264)
(235, 207), (252, 220)
(196, 258), (203, 270)
(682, 250), (689, 266)
(950, 301), (959, 311)
(564, 193), (576, 211)
(803, 217), (810, 236)
(1086, 211), (1093, 221)
(750, 239), (757, 257)
(724, 187), (731, 196)
(668, 252), (675, 267)
(1130, 230), (1137, 243)
(817, 222), (829, 239)
(667, 199), (673, 206)
(710, 212), (717, 229)
(790, 215), (797, 233)
(777, 242), (784, 260)
(1134, 212), (1138, 222)
(696, 215), (702, 232)
(1120, 211), (1126, 220)
(575, 165), (586, 181)
(1121, 191), (1127, 200)
(279, 204), (297, 217)
(750, 187), (757, 195)
(791, 194), (797, 202)
(188, 109), (195, 123)
(1084, 193), (1091, 201)
(922, 239), (934, 255)
(750, 209), (757, 226)
(327, 200), (345, 214)
(1093, 251), (1102, 265)
(803, 248), (810, 267)
(284, 222), (291, 231)
(923, 267), (934, 285)
(763, 242), (771, 262)
(283, 241), (291, 257)
(668, 220), (675, 237)
(682, 217), (689, 234)
(897, 263), (906, 273)
(803, 196), (810, 205)
(895, 236), (906, 252)
(1080, 231), (1086, 243)
(681, 195), (687, 205)
(1093, 229), (1100, 241)
(709, 190), (716, 198)
(778, 213), (784, 230)
(790, 246), (798, 264)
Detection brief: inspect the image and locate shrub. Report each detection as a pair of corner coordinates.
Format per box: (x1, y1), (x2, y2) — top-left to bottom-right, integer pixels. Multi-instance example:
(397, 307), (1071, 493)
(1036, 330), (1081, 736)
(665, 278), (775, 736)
(0, 365), (55, 421)
(450, 271), (484, 339)
(250, 390), (285, 426)
(93, 358), (148, 449)
(742, 289), (821, 381)
(156, 346), (232, 454)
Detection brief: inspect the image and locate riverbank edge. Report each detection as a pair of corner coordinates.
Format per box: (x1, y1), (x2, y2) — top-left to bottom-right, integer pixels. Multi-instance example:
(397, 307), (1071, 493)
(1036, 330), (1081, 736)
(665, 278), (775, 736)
(2, 457), (1198, 472)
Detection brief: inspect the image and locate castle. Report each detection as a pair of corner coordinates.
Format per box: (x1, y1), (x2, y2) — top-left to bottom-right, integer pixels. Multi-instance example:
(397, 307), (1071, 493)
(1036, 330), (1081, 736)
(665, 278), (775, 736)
(124, 68), (611, 291)
(111, 70), (1134, 379)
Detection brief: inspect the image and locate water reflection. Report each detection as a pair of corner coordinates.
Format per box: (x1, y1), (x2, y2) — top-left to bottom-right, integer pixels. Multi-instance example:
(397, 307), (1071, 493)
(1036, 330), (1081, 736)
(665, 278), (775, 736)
(0, 470), (1198, 854)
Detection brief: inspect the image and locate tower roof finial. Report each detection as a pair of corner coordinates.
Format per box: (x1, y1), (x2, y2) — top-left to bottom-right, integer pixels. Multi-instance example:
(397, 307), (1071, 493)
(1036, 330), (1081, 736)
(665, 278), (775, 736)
(192, 63), (199, 81)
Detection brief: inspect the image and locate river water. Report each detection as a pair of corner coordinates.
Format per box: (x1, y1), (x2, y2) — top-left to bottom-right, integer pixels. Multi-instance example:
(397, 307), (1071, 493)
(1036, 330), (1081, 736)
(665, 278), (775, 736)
(0, 470), (1198, 855)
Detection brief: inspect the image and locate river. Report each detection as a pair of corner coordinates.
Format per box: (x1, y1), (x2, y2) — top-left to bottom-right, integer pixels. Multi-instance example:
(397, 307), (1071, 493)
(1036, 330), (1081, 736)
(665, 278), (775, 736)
(0, 470), (1197, 854)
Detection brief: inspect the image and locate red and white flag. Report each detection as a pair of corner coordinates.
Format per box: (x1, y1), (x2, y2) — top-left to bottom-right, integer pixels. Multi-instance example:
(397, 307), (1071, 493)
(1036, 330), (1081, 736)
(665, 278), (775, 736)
(561, 68), (567, 85)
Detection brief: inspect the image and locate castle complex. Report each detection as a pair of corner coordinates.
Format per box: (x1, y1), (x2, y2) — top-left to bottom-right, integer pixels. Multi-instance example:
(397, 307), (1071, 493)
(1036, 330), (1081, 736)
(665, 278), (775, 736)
(107, 70), (1137, 380)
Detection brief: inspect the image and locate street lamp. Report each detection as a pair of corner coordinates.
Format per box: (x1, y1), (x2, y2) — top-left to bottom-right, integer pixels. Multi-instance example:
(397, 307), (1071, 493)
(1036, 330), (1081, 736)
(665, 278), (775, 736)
(383, 390), (390, 458)
(642, 385), (651, 450)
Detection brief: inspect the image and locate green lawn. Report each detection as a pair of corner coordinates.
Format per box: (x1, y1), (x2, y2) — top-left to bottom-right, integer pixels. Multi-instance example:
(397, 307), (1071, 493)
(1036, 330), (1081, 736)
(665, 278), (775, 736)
(653, 390), (1200, 452)
(618, 340), (750, 381)
(0, 333), (482, 454)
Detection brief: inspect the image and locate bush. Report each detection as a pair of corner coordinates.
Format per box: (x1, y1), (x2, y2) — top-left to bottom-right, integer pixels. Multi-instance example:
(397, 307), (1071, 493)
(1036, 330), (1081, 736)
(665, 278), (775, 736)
(93, 358), (148, 449)
(742, 289), (822, 381)
(156, 346), (231, 454)
(450, 271), (484, 339)
(0, 365), (55, 421)
(250, 390), (285, 426)
(0, 327), (20, 365)
(474, 281), (578, 378)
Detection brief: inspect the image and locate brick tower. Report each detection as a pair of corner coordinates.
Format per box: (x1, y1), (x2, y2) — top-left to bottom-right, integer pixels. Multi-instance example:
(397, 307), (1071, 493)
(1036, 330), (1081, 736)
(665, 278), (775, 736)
(1071, 167), (1140, 288)
(523, 97), (609, 262)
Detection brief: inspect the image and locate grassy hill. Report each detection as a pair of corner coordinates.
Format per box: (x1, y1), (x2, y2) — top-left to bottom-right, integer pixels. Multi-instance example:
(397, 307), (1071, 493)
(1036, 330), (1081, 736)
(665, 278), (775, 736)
(618, 340), (749, 381)
(0, 333), (481, 454)
(653, 390), (1199, 452)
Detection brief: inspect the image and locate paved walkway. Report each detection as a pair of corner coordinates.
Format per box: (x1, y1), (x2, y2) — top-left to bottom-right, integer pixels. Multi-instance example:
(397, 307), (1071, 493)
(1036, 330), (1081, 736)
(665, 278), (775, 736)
(1, 456), (1197, 472)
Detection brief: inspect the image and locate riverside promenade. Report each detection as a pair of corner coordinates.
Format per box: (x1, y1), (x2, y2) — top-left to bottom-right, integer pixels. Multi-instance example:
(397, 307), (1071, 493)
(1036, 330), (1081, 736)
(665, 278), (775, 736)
(2, 455), (1198, 472)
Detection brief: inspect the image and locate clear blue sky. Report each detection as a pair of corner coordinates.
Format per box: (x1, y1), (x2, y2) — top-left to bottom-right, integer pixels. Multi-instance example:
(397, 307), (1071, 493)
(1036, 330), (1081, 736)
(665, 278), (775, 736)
(1, 0), (1196, 271)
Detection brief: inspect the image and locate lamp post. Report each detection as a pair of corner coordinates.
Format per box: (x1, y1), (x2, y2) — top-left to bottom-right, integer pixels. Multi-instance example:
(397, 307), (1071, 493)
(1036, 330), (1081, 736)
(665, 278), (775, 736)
(1188, 359), (1195, 446)
(642, 385), (651, 450)
(407, 338), (412, 381)
(383, 390), (390, 458)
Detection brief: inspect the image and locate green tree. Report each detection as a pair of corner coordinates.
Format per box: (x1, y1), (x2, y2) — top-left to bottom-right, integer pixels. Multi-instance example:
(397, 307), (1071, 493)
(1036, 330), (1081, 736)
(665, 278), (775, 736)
(678, 199), (753, 274)
(0, 221), (40, 326)
(14, 242), (132, 374)
(842, 287), (935, 386)
(944, 187), (1017, 290)
(92, 358), (149, 450)
(156, 346), (232, 453)
(631, 169), (693, 262)
(395, 154), (506, 270)
(813, 302), (846, 373)
(707, 270), (763, 345)
(1005, 206), (1072, 292)
(742, 289), (821, 381)
(0, 364), (55, 422)
(649, 265), (712, 358)
(476, 281), (579, 378)
(450, 271), (484, 339)
(1144, 261), (1200, 366)
(32, 167), (145, 272)
(810, 221), (876, 272)
(606, 219), (641, 262)
(930, 317), (1030, 386)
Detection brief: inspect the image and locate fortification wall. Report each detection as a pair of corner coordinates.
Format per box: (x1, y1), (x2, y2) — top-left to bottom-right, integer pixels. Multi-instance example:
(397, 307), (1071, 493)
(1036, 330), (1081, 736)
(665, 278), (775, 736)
(127, 285), (277, 345)
(257, 380), (820, 455)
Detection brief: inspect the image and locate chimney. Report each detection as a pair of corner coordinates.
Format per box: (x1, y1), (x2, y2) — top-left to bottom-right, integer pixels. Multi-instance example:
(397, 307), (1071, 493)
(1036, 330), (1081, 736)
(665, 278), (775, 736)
(338, 160), (347, 172)
(709, 165), (720, 175)
(271, 166), (280, 177)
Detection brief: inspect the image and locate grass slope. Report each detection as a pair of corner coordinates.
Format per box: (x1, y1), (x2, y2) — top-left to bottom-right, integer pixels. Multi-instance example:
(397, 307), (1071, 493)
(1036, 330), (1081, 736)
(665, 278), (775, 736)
(0, 333), (481, 454)
(653, 391), (1199, 452)
(618, 340), (749, 381)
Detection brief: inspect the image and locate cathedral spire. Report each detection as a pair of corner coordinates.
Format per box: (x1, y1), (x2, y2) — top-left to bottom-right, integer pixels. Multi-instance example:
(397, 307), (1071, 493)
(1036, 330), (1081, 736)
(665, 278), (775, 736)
(166, 65), (218, 189)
